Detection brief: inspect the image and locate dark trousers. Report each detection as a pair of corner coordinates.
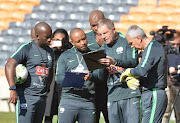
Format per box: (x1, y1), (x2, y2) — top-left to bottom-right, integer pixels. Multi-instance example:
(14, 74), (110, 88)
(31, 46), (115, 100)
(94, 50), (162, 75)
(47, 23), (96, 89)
(141, 89), (167, 123)
(58, 99), (95, 123)
(16, 95), (46, 123)
(108, 97), (140, 123)
(95, 85), (109, 123)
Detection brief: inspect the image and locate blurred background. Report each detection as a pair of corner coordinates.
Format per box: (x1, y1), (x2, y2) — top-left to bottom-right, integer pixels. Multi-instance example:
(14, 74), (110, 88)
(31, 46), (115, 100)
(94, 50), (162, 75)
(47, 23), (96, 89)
(0, 0), (179, 122)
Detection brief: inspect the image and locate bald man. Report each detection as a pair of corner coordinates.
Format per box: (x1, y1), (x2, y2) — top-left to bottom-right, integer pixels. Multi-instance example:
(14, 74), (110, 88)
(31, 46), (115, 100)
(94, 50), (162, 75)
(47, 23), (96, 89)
(55, 28), (97, 123)
(5, 22), (54, 123)
(86, 10), (109, 123)
(86, 10), (105, 50)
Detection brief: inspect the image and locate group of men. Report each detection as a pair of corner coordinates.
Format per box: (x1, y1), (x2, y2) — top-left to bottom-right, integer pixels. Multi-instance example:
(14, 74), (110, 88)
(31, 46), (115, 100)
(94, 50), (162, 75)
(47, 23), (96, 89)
(5, 10), (168, 123)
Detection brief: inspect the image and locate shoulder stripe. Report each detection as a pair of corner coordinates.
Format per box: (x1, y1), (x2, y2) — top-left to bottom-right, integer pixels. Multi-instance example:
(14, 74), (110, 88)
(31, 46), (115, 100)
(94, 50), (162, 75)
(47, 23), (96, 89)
(11, 41), (32, 58)
(132, 48), (135, 59)
(117, 31), (125, 38)
(141, 42), (153, 67)
(85, 30), (93, 34)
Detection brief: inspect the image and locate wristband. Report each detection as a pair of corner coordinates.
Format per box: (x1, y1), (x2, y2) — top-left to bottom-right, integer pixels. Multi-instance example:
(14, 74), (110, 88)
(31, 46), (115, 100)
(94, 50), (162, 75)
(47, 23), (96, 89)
(9, 85), (16, 90)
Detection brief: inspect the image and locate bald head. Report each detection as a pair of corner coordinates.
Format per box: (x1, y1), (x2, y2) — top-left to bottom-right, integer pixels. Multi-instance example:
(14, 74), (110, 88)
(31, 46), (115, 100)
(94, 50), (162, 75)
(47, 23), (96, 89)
(70, 28), (85, 41)
(30, 27), (36, 40)
(70, 28), (87, 52)
(34, 22), (52, 35)
(34, 22), (52, 48)
(89, 10), (105, 33)
(89, 10), (105, 22)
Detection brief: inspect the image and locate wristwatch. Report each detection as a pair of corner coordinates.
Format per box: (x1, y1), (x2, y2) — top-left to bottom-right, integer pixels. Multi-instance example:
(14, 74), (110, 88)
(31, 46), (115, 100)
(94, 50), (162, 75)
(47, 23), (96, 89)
(9, 85), (16, 90)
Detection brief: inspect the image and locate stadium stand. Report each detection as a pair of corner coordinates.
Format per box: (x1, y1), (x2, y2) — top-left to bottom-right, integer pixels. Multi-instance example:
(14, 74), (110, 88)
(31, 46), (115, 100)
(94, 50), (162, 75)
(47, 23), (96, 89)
(0, 0), (180, 68)
(0, 0), (139, 67)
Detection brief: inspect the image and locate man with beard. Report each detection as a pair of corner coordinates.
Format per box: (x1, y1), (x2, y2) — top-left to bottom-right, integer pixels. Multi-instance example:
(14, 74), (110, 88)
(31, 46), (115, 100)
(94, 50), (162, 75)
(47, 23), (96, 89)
(55, 28), (96, 123)
(97, 19), (141, 123)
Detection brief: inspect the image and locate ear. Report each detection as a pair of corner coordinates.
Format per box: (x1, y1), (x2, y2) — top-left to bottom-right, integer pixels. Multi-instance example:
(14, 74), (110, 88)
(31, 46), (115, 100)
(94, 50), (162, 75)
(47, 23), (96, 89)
(137, 36), (142, 43)
(69, 40), (74, 45)
(36, 34), (39, 40)
(113, 27), (116, 33)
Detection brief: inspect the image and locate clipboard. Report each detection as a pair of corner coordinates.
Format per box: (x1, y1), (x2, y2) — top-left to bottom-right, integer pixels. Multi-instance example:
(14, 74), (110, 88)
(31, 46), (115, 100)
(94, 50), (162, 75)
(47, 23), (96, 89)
(62, 72), (87, 88)
(83, 49), (106, 71)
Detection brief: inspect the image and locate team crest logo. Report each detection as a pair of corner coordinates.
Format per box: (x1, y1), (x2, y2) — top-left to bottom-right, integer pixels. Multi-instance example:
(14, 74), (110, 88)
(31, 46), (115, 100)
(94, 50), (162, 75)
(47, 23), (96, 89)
(48, 55), (52, 61)
(116, 47), (123, 54)
(60, 107), (65, 113)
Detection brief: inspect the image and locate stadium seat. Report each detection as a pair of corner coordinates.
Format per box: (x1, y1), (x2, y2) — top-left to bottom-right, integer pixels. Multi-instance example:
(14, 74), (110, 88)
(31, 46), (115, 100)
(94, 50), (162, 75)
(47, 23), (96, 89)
(49, 11), (68, 21)
(20, 29), (31, 36)
(18, 36), (31, 44)
(108, 12), (122, 22)
(60, 20), (78, 31)
(23, 20), (39, 30)
(138, 0), (157, 7)
(44, 20), (61, 30)
(41, 0), (58, 3)
(5, 27), (25, 36)
(16, 3), (34, 14)
(170, 9), (180, 22)
(70, 12), (89, 21)
(25, 11), (47, 21)
(79, 0), (98, 4)
(0, 0), (18, 4)
(158, 0), (176, 8)
(1, 44), (12, 52)
(56, 3), (78, 13)
(77, 3), (98, 13)
(118, 21), (138, 29)
(98, 4), (114, 14)
(149, 8), (168, 21)
(105, 0), (122, 5)
(121, 0), (138, 6)
(33, 2), (56, 12)
(76, 21), (90, 30)
(159, 16), (177, 28)
(59, 0), (80, 4)
(115, 22), (127, 30)
(9, 21), (27, 29)
(0, 2), (16, 12)
(0, 21), (9, 30)
(0, 11), (11, 21)
(138, 21), (157, 34)
(120, 14), (146, 23)
(9, 11), (25, 22)
(18, 0), (40, 6)
(115, 5), (130, 14)
(130, 6), (154, 15)
(0, 36), (17, 44)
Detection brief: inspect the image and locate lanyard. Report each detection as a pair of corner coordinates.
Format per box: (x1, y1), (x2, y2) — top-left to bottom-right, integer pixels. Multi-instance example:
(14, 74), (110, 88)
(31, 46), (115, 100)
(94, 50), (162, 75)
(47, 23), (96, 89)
(35, 43), (48, 76)
(74, 48), (83, 65)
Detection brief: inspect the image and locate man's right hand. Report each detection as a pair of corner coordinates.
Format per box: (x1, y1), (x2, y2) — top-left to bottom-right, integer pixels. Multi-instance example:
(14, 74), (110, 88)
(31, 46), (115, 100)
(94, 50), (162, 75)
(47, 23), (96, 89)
(9, 90), (18, 104)
(96, 34), (104, 46)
